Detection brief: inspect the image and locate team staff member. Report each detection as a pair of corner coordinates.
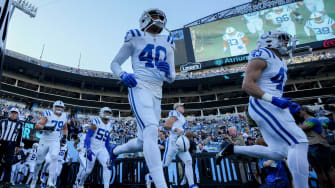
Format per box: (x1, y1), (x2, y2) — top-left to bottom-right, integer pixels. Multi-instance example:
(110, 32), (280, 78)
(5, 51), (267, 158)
(0, 107), (24, 188)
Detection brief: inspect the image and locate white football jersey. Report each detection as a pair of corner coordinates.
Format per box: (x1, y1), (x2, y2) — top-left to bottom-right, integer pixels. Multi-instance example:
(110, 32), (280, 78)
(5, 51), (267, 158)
(90, 117), (113, 149)
(41, 110), (67, 140)
(168, 110), (187, 141)
(248, 47), (288, 97)
(222, 32), (247, 52)
(305, 16), (335, 41)
(112, 29), (176, 98)
(304, 0), (325, 13)
(58, 145), (67, 162)
(266, 7), (293, 26)
(26, 148), (37, 162)
(244, 12), (260, 23)
(77, 132), (86, 154)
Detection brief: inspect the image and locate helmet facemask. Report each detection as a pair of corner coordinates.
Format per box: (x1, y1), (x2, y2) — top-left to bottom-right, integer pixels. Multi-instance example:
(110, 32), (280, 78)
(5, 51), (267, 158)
(140, 9), (168, 34)
(54, 106), (64, 115)
(99, 107), (112, 121)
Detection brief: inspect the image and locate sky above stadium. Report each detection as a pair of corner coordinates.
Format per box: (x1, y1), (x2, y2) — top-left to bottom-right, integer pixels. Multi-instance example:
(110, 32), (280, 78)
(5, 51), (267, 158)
(6, 0), (250, 73)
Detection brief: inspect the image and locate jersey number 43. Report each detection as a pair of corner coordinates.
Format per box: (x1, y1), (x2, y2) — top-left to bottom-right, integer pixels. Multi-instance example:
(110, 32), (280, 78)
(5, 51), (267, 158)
(139, 44), (167, 68)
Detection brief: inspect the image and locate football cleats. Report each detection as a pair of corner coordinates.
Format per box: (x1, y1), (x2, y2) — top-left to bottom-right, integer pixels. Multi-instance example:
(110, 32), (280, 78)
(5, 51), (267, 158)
(139, 8), (167, 33)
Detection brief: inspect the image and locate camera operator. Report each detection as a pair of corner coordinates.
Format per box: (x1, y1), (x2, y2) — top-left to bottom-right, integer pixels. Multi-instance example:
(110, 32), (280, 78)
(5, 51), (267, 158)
(296, 106), (335, 188)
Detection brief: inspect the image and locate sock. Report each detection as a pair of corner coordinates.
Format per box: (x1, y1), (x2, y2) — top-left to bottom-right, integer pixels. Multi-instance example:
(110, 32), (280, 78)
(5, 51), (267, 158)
(184, 160), (194, 186)
(287, 143), (309, 188)
(234, 145), (286, 160)
(47, 157), (58, 186)
(113, 138), (143, 155)
(143, 126), (167, 188)
(102, 166), (111, 188)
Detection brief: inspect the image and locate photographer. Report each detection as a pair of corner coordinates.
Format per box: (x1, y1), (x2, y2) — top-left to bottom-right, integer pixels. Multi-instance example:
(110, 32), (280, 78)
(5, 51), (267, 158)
(296, 106), (335, 188)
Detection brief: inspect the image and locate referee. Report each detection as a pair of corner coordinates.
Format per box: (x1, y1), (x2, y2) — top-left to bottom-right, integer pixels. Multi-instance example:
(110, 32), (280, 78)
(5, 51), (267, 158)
(0, 107), (23, 187)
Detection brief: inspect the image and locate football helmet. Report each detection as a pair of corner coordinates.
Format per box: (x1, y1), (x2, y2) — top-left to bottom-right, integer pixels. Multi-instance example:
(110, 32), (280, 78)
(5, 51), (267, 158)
(226, 27), (235, 34)
(257, 30), (297, 55)
(139, 8), (167, 33)
(33, 143), (38, 149)
(53, 100), (65, 115)
(310, 12), (323, 23)
(99, 107), (112, 120)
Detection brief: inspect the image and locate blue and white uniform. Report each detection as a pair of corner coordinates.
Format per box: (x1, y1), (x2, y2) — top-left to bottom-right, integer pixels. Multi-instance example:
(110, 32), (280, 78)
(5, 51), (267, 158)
(32, 110), (67, 188)
(222, 31), (248, 56)
(25, 148), (37, 173)
(56, 145), (67, 178)
(162, 110), (195, 186)
(74, 132), (87, 186)
(111, 29), (176, 139)
(247, 48), (308, 156)
(244, 12), (264, 36)
(266, 6), (296, 36)
(304, 15), (335, 41)
(79, 117), (113, 188)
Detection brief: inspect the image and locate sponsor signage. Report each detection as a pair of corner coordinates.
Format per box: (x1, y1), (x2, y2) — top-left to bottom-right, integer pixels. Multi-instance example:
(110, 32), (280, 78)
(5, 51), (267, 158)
(180, 62), (202, 72)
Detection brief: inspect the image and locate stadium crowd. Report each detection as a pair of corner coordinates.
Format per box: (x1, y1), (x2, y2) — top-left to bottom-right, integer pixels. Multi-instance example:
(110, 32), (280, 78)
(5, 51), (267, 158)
(6, 49), (335, 81)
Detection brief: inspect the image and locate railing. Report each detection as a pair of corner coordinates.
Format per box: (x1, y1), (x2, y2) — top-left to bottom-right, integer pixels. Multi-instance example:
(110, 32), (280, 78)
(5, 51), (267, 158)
(58, 153), (262, 188)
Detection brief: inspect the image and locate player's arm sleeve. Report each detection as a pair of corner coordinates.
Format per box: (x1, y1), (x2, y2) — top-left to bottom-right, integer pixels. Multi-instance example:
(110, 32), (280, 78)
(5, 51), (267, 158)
(168, 110), (180, 131)
(165, 45), (176, 83)
(110, 41), (133, 77)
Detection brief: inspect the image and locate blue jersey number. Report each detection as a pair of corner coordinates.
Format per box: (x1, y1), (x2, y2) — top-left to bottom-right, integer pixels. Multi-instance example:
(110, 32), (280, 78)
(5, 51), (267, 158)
(95, 128), (109, 141)
(275, 14), (289, 24)
(271, 67), (286, 91)
(139, 44), (167, 68)
(59, 149), (66, 156)
(30, 154), (36, 160)
(313, 27), (330, 35)
(51, 120), (64, 131)
(227, 39), (239, 46)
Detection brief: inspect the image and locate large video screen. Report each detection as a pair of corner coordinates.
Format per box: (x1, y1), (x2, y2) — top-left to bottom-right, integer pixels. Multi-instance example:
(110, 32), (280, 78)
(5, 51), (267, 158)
(190, 0), (335, 62)
(171, 29), (188, 66)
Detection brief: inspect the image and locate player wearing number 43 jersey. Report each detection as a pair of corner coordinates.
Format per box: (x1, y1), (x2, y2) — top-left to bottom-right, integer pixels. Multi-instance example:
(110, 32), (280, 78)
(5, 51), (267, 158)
(31, 100), (68, 188)
(109, 8), (175, 188)
(77, 107), (113, 188)
(216, 31), (309, 188)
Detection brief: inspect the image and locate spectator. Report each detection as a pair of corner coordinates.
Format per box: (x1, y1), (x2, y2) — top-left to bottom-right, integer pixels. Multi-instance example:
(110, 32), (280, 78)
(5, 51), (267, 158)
(246, 137), (256, 146)
(224, 126), (245, 146)
(185, 132), (197, 154)
(198, 143), (207, 153)
(297, 106), (335, 188)
(158, 132), (167, 160)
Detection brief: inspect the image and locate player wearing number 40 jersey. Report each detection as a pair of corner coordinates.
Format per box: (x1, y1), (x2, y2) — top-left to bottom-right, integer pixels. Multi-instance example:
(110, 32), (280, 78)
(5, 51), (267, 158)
(77, 107), (113, 188)
(31, 100), (68, 188)
(216, 30), (309, 188)
(109, 8), (175, 188)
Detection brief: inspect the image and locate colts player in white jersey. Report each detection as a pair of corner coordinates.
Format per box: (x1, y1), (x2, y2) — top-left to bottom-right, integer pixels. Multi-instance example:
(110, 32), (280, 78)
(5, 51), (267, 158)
(31, 100), (68, 188)
(222, 27), (249, 57)
(40, 143), (67, 188)
(266, 6), (297, 37)
(243, 12), (264, 37)
(147, 103), (198, 188)
(304, 12), (335, 41)
(77, 107), (113, 188)
(216, 30), (309, 188)
(109, 9), (175, 188)
(24, 143), (38, 184)
(73, 124), (89, 187)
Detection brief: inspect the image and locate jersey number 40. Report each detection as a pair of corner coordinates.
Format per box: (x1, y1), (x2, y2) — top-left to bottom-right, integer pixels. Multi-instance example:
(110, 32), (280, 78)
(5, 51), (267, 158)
(139, 44), (167, 68)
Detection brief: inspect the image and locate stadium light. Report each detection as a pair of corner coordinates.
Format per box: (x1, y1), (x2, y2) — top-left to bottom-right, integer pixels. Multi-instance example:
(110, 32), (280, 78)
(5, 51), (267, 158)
(12, 0), (37, 18)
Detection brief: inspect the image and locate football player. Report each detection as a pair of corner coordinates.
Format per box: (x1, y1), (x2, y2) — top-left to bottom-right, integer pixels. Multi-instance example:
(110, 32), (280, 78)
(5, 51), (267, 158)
(304, 12), (335, 41)
(265, 5), (297, 37)
(243, 12), (264, 37)
(216, 31), (309, 188)
(147, 103), (198, 188)
(222, 27), (249, 56)
(24, 143), (38, 184)
(31, 100), (68, 188)
(77, 107), (113, 188)
(109, 8), (176, 188)
(73, 124), (89, 188)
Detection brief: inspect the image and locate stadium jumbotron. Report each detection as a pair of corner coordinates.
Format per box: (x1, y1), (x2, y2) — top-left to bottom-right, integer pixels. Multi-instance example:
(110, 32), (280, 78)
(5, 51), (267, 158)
(1, 0), (335, 188)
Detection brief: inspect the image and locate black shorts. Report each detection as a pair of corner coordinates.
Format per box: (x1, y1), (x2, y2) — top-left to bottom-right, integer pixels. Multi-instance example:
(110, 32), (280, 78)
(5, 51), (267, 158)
(308, 144), (333, 170)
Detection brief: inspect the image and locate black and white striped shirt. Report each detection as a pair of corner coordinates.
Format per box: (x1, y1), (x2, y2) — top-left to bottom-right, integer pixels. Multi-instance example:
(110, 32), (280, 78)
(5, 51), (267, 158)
(0, 118), (23, 146)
